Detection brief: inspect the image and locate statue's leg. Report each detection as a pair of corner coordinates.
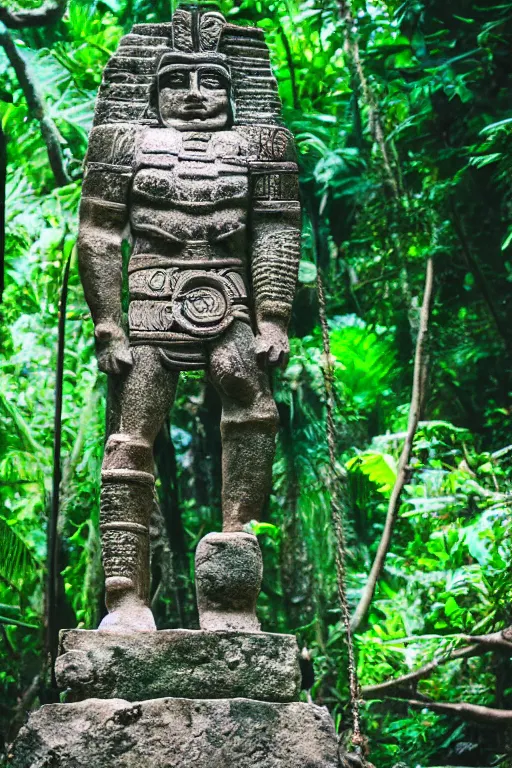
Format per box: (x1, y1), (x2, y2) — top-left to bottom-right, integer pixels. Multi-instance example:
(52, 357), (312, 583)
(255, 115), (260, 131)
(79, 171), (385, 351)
(208, 321), (279, 532)
(99, 345), (179, 632)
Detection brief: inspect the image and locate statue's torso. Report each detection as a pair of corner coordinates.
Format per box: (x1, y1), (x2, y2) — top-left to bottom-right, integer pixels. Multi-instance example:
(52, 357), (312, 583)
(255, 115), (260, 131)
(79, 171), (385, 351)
(127, 126), (252, 365)
(130, 127), (250, 248)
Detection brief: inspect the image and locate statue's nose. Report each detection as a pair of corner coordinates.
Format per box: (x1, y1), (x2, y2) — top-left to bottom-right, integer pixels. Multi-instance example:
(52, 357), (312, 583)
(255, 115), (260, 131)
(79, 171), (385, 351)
(186, 72), (204, 101)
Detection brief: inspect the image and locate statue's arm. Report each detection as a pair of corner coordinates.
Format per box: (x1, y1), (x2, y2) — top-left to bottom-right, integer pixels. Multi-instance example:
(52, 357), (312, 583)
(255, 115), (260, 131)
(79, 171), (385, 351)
(78, 124), (136, 374)
(249, 128), (301, 367)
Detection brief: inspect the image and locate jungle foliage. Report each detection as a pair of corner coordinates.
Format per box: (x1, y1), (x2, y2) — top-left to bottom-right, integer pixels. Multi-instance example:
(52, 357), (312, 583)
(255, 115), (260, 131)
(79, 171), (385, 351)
(0, 0), (512, 765)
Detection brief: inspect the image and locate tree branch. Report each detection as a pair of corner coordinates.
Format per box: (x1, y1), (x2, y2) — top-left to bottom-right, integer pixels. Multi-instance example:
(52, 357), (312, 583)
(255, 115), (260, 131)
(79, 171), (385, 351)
(278, 24), (299, 111)
(362, 643), (481, 697)
(0, 0), (66, 29)
(336, 0), (401, 198)
(362, 628), (512, 697)
(351, 257), (435, 632)
(47, 243), (72, 686)
(0, 31), (70, 187)
(406, 698), (512, 725)
(7, 673), (41, 744)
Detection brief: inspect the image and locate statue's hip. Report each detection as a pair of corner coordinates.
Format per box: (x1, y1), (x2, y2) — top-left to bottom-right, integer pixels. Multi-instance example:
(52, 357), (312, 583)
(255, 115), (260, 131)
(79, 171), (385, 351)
(126, 243), (251, 370)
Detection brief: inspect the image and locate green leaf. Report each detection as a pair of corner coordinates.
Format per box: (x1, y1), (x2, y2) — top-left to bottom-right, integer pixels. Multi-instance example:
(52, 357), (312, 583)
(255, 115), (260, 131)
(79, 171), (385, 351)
(298, 260), (318, 284)
(0, 518), (38, 591)
(502, 229), (512, 251)
(347, 452), (397, 495)
(444, 596), (459, 617)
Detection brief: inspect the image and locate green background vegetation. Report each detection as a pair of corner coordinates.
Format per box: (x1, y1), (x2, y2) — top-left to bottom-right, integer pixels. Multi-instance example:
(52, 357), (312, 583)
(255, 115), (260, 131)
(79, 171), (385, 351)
(1, 0), (512, 765)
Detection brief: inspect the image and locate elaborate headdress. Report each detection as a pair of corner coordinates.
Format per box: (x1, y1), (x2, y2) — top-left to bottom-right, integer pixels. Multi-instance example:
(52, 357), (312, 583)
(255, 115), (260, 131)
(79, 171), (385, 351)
(93, 3), (283, 128)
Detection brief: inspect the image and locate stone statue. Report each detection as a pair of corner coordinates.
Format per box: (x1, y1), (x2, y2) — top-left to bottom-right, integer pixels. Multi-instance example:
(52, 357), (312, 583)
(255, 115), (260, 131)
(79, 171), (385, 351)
(77, 5), (301, 632)
(11, 10), (346, 765)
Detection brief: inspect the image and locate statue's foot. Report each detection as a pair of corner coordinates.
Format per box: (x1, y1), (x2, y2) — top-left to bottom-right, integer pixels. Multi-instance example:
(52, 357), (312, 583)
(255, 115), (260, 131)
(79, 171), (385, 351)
(98, 605), (156, 632)
(99, 577), (156, 632)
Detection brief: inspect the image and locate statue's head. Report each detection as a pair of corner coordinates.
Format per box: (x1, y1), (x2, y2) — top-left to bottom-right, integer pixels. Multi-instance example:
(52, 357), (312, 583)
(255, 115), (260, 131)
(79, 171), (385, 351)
(151, 52), (233, 131)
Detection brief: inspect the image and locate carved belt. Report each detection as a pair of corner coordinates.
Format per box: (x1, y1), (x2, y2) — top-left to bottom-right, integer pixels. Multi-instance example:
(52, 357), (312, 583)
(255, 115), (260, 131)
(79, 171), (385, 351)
(128, 266), (251, 356)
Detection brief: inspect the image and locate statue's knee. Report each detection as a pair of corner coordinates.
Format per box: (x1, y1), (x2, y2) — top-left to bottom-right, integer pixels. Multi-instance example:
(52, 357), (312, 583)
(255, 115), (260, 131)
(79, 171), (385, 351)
(102, 433), (154, 475)
(221, 396), (279, 434)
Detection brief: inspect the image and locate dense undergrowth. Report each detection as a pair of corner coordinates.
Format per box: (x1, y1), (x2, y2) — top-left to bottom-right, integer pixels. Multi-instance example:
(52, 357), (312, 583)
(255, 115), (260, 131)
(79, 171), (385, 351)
(1, 1), (512, 765)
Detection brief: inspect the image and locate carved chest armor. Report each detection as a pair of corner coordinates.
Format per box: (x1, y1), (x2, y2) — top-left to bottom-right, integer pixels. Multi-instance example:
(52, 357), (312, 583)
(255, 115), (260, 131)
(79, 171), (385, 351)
(127, 127), (252, 366)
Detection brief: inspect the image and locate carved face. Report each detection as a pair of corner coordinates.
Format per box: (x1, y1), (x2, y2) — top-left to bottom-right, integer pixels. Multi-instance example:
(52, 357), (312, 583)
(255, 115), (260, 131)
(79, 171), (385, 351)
(158, 65), (231, 131)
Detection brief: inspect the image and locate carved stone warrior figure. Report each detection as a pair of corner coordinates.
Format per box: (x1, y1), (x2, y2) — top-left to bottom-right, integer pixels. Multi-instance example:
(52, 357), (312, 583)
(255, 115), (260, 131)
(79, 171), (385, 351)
(78, 6), (301, 632)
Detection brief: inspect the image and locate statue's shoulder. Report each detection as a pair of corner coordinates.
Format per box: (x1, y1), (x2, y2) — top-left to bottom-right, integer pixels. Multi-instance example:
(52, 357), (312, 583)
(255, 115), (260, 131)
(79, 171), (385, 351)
(86, 123), (143, 168)
(234, 125), (297, 165)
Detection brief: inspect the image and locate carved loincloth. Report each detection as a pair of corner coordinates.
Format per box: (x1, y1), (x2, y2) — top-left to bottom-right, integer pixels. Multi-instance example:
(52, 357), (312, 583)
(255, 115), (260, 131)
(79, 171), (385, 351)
(128, 259), (251, 370)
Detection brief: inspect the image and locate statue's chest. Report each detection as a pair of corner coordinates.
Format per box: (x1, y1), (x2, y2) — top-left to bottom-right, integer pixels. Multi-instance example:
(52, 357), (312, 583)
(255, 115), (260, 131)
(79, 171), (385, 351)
(132, 129), (249, 209)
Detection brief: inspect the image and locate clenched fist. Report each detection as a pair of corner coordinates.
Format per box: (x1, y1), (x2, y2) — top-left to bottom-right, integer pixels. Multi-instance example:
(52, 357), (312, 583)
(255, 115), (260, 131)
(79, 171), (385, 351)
(255, 318), (289, 369)
(94, 321), (133, 375)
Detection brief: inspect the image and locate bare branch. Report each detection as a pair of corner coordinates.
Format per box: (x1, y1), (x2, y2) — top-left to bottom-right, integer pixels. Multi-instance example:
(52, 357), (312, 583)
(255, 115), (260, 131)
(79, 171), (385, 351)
(8, 673), (41, 744)
(406, 698), (512, 725)
(465, 629), (512, 651)
(351, 257), (435, 632)
(47, 242), (72, 684)
(0, 0), (66, 29)
(0, 31), (70, 187)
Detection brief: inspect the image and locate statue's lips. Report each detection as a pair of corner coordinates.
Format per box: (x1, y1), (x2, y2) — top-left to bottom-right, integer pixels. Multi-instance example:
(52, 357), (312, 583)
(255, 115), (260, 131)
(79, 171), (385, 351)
(182, 103), (207, 113)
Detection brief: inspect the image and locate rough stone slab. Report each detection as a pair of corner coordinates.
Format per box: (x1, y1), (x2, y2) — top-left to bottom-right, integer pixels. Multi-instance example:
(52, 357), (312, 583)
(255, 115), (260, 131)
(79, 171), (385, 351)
(55, 629), (301, 703)
(10, 697), (340, 768)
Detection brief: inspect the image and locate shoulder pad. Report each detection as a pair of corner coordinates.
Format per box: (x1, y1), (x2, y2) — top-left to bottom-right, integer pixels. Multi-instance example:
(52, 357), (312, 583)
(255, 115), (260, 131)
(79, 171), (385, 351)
(85, 123), (141, 168)
(235, 125), (297, 163)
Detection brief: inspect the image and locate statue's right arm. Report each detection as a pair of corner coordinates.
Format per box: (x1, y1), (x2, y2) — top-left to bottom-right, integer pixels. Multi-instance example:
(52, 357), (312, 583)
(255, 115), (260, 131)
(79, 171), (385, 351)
(78, 124), (137, 374)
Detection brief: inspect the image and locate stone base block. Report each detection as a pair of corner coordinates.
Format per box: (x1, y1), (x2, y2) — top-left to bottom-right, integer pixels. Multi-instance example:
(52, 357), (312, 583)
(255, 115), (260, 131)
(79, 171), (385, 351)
(10, 697), (340, 768)
(55, 629), (301, 703)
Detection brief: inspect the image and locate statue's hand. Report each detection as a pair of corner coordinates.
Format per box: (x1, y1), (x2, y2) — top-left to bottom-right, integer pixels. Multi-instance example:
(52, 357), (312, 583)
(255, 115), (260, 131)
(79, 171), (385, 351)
(255, 319), (289, 369)
(94, 321), (133, 375)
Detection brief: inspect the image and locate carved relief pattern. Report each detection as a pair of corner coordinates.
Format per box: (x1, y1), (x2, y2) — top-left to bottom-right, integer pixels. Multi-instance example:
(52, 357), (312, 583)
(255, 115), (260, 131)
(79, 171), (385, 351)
(100, 482), (153, 528)
(101, 529), (148, 582)
(128, 269), (250, 346)
(258, 128), (289, 161)
(172, 10), (194, 52)
(252, 229), (301, 316)
(199, 13), (225, 52)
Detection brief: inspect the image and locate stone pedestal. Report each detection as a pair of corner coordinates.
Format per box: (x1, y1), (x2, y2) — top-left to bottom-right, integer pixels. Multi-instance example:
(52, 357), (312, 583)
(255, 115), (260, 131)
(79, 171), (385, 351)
(9, 627), (342, 767)
(10, 697), (340, 768)
(55, 629), (301, 703)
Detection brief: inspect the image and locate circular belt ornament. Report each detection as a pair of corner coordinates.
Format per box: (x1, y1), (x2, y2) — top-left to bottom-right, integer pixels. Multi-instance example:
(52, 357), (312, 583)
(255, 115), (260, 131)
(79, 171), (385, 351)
(172, 271), (234, 338)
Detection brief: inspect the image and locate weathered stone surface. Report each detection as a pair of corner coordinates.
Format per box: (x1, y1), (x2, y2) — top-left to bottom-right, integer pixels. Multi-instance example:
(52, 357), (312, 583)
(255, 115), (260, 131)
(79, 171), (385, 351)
(10, 697), (340, 768)
(55, 629), (301, 703)
(195, 532), (263, 631)
(78, 6), (302, 632)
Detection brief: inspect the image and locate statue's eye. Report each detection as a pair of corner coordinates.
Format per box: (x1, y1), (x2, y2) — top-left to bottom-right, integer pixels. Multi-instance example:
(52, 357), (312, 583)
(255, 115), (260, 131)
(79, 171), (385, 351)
(201, 74), (223, 90)
(164, 73), (188, 88)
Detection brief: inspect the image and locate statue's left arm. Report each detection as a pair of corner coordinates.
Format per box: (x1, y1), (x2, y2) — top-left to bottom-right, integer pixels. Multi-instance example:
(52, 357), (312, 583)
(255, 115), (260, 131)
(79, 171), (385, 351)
(249, 128), (301, 367)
